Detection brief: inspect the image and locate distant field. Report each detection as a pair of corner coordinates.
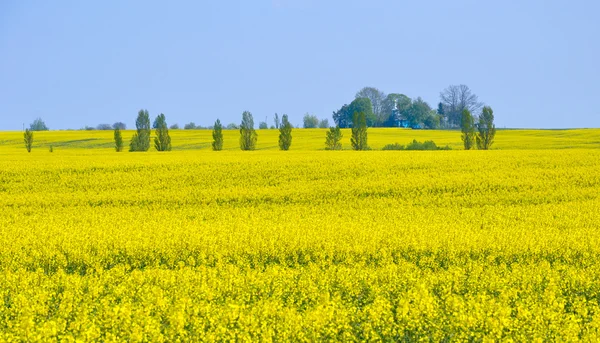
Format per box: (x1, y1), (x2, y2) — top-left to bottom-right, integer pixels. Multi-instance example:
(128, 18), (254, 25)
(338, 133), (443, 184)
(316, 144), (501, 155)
(1, 129), (600, 341)
(1, 128), (599, 152)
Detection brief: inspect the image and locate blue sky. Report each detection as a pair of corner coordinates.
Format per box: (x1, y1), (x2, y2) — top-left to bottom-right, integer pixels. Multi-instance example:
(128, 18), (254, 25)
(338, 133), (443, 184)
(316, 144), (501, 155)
(1, 0), (598, 130)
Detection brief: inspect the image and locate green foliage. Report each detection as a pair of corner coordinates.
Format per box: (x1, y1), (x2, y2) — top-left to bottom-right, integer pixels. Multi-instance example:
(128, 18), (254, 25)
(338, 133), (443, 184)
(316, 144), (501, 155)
(239, 111), (257, 151)
(184, 122), (197, 130)
(114, 128), (123, 152)
(318, 119), (329, 128)
(154, 113), (172, 152)
(476, 106), (496, 150)
(325, 126), (343, 150)
(382, 140), (451, 151)
(382, 93), (411, 127)
(351, 112), (368, 150)
(274, 113), (280, 129)
(350, 98), (376, 127)
(303, 114), (319, 128)
(29, 118), (49, 131)
(259, 121), (268, 129)
(212, 119), (223, 151)
(23, 129), (33, 152)
(49, 145), (53, 153)
(278, 114), (292, 150)
(461, 109), (476, 150)
(333, 98), (376, 128)
(130, 109), (151, 152)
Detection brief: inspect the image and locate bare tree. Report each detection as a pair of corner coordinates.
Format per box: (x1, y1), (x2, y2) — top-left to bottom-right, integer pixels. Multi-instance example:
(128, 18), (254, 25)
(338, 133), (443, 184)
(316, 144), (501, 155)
(439, 85), (483, 128)
(355, 87), (386, 126)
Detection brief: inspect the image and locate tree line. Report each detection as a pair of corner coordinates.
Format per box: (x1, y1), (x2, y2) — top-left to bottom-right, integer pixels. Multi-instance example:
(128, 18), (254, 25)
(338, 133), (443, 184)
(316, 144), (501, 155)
(23, 106), (496, 152)
(333, 84), (483, 129)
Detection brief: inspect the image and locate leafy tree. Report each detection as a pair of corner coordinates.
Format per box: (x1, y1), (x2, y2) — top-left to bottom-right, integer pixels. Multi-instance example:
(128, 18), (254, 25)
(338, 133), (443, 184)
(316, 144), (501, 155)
(114, 127), (124, 152)
(318, 118), (329, 128)
(170, 123), (180, 130)
(153, 113), (172, 151)
(29, 118), (49, 131)
(303, 114), (319, 128)
(24, 129), (33, 152)
(325, 126), (343, 150)
(350, 98), (376, 127)
(476, 106), (496, 150)
(130, 109), (151, 152)
(96, 123), (112, 130)
(351, 112), (368, 150)
(239, 111), (257, 150)
(406, 97), (431, 127)
(259, 121), (268, 129)
(461, 109), (476, 150)
(184, 122), (197, 130)
(279, 114), (292, 150)
(356, 87), (386, 125)
(226, 123), (239, 130)
(274, 113), (280, 129)
(332, 104), (351, 128)
(382, 93), (411, 127)
(212, 119), (223, 151)
(423, 110), (441, 129)
(113, 122), (127, 130)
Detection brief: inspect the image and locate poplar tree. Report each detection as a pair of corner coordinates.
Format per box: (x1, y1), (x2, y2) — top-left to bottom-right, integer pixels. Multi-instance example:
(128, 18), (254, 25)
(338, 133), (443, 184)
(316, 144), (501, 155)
(461, 109), (476, 150)
(212, 119), (223, 151)
(239, 111), (257, 150)
(351, 112), (368, 150)
(130, 109), (151, 152)
(476, 106), (496, 150)
(114, 127), (123, 152)
(24, 129), (33, 152)
(278, 114), (292, 150)
(325, 126), (343, 150)
(154, 113), (172, 151)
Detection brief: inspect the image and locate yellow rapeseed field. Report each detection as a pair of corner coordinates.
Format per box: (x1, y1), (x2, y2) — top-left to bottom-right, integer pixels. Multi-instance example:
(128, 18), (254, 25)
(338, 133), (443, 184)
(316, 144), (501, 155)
(1, 129), (600, 341)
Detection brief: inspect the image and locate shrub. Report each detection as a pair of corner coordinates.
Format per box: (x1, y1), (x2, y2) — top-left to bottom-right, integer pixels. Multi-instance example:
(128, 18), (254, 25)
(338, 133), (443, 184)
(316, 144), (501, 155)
(382, 140), (451, 151)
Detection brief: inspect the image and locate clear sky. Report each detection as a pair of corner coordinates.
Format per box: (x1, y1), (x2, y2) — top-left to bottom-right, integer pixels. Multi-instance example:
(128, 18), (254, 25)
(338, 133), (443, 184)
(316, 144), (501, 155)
(1, 0), (598, 130)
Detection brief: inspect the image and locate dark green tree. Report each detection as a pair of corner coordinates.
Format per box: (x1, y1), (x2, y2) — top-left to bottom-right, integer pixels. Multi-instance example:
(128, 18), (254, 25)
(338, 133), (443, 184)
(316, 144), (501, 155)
(406, 97), (431, 127)
(325, 126), (343, 150)
(239, 111), (257, 150)
(130, 109), (151, 152)
(212, 119), (223, 151)
(279, 114), (292, 150)
(274, 113), (280, 129)
(332, 104), (351, 128)
(24, 129), (33, 152)
(349, 98), (376, 127)
(476, 106), (496, 150)
(461, 109), (476, 150)
(351, 112), (368, 150)
(114, 127), (124, 152)
(154, 113), (171, 151)
(29, 118), (49, 131)
(382, 93), (411, 127)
